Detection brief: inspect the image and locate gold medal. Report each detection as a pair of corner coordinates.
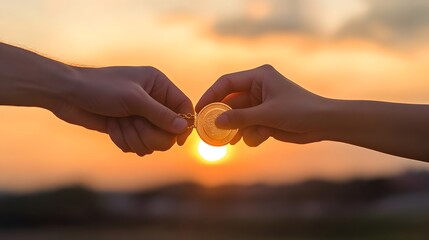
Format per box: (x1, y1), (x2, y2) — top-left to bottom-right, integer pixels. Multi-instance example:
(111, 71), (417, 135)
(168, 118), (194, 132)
(179, 102), (238, 146)
(196, 102), (238, 146)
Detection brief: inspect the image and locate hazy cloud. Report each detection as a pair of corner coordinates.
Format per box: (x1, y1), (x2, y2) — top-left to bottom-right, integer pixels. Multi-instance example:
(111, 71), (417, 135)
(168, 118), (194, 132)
(337, 0), (429, 44)
(213, 0), (317, 37)
(209, 0), (429, 45)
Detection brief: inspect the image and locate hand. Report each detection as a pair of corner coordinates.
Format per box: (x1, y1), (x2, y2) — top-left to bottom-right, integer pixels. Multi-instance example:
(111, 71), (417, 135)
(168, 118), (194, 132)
(4, 43), (427, 160)
(51, 66), (194, 156)
(196, 64), (328, 147)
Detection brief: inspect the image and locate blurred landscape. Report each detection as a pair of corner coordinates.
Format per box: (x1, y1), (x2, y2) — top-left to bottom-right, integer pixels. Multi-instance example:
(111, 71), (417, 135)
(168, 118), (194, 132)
(1, 171), (429, 240)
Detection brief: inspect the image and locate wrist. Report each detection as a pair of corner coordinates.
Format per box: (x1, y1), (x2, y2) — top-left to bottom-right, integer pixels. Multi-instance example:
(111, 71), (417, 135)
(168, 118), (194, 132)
(310, 97), (344, 142)
(33, 62), (81, 111)
(315, 98), (356, 142)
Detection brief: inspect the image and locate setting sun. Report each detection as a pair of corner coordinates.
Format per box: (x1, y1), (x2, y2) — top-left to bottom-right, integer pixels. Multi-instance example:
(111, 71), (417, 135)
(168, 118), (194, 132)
(197, 140), (227, 163)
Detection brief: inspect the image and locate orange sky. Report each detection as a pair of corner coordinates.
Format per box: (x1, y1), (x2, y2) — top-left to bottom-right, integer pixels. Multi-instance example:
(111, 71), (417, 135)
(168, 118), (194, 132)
(1, 0), (429, 192)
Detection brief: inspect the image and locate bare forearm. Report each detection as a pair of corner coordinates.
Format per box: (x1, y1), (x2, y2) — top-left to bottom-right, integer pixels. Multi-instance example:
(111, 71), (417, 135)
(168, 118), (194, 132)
(320, 99), (429, 161)
(0, 43), (193, 156)
(0, 42), (76, 109)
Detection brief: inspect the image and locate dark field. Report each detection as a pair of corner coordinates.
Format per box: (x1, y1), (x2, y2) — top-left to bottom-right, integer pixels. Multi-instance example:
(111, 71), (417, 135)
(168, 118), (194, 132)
(1, 171), (429, 240)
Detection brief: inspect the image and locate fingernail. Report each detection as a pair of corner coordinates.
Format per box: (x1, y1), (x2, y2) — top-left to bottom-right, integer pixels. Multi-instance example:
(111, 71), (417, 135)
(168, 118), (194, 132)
(171, 117), (188, 133)
(216, 114), (230, 128)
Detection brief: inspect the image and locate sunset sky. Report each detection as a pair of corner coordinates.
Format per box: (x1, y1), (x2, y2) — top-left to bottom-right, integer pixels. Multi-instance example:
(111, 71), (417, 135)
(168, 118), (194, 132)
(1, 0), (429, 193)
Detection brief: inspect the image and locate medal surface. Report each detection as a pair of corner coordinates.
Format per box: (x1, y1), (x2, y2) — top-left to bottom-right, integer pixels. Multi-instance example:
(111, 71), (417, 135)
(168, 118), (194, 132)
(195, 102), (238, 146)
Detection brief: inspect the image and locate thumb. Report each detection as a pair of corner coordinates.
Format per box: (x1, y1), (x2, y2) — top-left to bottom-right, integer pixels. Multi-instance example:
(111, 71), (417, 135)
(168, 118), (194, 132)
(215, 106), (265, 129)
(139, 96), (188, 134)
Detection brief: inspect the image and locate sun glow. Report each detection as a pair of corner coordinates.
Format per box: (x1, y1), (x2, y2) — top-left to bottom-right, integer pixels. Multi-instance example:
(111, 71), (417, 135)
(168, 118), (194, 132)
(197, 140), (227, 163)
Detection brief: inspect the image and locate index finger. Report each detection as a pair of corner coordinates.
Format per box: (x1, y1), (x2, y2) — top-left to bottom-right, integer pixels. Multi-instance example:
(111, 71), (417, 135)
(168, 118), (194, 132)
(196, 67), (261, 112)
(154, 72), (194, 144)
(148, 70), (194, 115)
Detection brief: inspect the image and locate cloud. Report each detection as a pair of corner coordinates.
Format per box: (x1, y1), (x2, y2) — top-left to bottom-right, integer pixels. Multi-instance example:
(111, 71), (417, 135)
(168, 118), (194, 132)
(337, 0), (429, 45)
(208, 0), (429, 46)
(213, 0), (316, 37)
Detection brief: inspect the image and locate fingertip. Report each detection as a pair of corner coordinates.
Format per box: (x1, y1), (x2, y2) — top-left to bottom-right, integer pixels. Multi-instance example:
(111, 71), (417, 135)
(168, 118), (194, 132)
(177, 135), (185, 146)
(243, 137), (257, 147)
(177, 129), (192, 146)
(244, 137), (265, 147)
(229, 130), (242, 145)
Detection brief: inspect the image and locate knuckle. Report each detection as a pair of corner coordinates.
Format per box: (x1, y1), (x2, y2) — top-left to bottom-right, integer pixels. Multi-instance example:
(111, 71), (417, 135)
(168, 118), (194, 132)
(142, 66), (161, 76)
(207, 88), (222, 103)
(137, 152), (145, 157)
(116, 142), (131, 153)
(183, 98), (193, 110)
(259, 64), (275, 72)
(139, 146), (154, 155)
(218, 73), (229, 81)
(208, 88), (219, 99)
(140, 144), (153, 155)
(138, 147), (154, 156)
(217, 74), (233, 87)
(221, 74), (233, 85)
(116, 144), (127, 152)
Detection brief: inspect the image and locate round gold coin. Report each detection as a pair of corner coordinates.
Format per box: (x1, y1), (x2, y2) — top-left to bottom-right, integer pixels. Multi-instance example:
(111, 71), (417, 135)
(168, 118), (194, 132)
(196, 102), (238, 146)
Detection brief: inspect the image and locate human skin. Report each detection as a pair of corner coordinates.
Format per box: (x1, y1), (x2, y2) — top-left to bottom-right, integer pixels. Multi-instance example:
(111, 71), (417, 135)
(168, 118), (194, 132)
(0, 42), (194, 156)
(196, 64), (429, 162)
